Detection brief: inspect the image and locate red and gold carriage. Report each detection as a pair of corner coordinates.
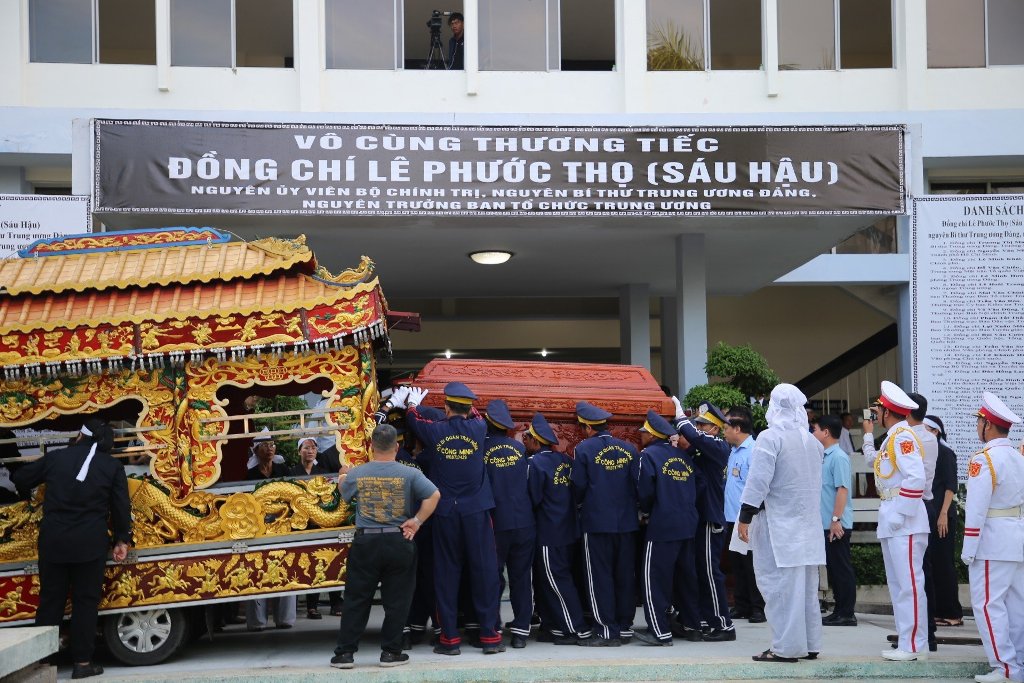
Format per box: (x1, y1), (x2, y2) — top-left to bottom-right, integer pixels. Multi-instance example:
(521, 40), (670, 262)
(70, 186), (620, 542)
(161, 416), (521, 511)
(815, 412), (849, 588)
(0, 228), (393, 664)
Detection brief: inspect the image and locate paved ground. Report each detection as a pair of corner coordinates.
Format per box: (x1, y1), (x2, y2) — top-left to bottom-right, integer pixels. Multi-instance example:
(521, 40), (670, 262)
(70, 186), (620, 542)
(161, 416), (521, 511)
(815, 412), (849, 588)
(54, 604), (991, 682)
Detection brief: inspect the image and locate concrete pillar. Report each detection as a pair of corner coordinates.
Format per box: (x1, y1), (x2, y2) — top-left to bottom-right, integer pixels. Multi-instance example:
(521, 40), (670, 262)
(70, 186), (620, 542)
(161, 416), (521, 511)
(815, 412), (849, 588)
(0, 167), (29, 193)
(295, 0), (323, 111)
(673, 234), (708, 393)
(660, 296), (679, 395)
(619, 284), (650, 368)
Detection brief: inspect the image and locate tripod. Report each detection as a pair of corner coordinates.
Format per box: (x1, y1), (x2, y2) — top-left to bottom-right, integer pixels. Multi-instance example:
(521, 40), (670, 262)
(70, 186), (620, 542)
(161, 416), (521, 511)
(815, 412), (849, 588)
(424, 29), (447, 70)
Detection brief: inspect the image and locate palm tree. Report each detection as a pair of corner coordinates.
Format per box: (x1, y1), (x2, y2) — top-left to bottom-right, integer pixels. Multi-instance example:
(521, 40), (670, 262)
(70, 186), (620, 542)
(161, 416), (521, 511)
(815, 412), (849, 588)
(647, 20), (703, 71)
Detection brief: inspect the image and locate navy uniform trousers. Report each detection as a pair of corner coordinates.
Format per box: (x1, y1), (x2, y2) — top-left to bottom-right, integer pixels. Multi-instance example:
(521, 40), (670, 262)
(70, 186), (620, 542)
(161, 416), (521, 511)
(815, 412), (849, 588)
(642, 538), (697, 640)
(405, 519), (436, 638)
(495, 525), (536, 636)
(583, 532), (637, 639)
(433, 509), (502, 648)
(696, 522), (733, 631)
(536, 542), (591, 638)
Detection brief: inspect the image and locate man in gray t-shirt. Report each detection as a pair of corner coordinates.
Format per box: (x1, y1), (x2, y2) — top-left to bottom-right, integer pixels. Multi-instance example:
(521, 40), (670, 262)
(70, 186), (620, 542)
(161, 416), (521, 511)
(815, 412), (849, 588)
(332, 424), (440, 669)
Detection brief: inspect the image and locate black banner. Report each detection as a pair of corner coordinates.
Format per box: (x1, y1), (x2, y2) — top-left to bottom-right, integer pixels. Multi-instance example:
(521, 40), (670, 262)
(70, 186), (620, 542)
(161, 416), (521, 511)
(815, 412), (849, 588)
(94, 120), (906, 217)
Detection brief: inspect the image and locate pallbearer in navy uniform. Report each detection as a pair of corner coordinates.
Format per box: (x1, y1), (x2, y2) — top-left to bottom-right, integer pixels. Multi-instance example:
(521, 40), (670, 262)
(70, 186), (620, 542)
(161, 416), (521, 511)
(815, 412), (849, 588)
(633, 410), (699, 646)
(483, 399), (536, 649)
(526, 413), (593, 645)
(962, 392), (1024, 683)
(571, 401), (639, 646)
(401, 382), (504, 655)
(671, 399), (735, 641)
(860, 381), (929, 660)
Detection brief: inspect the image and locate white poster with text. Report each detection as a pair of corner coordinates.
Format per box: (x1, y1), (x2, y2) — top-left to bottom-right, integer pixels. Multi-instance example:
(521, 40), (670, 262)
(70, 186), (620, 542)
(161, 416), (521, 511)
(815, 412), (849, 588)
(0, 195), (91, 258)
(912, 194), (1024, 479)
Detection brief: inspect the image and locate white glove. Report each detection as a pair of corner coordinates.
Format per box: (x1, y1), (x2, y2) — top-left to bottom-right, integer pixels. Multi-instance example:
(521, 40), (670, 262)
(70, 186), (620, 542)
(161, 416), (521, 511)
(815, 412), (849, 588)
(407, 387), (429, 408)
(389, 386), (410, 409)
(961, 554), (974, 566)
(671, 396), (685, 420)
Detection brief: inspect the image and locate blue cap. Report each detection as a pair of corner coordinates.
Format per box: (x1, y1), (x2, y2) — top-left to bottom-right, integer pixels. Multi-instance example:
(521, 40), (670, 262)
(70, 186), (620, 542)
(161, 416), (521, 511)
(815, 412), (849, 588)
(640, 410), (674, 440)
(576, 401), (612, 425)
(693, 403), (727, 429)
(527, 413), (558, 446)
(485, 399), (515, 430)
(444, 381), (477, 405)
(418, 406), (446, 421)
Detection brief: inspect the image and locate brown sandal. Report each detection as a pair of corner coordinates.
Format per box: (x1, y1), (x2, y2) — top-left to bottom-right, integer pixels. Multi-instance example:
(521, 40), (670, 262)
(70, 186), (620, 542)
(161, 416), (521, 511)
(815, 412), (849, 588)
(752, 649), (799, 663)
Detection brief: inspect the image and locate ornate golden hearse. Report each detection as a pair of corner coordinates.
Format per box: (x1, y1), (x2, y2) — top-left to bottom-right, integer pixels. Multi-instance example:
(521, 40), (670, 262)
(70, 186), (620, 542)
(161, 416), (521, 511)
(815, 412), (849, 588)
(0, 228), (391, 664)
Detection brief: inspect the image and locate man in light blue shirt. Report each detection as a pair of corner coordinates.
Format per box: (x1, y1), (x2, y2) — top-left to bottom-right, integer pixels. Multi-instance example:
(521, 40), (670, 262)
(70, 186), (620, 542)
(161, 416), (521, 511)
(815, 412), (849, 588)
(811, 415), (857, 626)
(721, 406), (764, 622)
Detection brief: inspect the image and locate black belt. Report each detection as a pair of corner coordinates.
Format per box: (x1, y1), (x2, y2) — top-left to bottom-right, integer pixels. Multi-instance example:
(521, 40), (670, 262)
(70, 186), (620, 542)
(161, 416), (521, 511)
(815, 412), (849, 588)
(356, 527), (402, 535)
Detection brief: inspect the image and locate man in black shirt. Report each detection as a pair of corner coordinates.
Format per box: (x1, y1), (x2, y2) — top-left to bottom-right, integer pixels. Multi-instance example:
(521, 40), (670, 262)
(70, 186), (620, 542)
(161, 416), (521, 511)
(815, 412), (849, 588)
(447, 12), (464, 70)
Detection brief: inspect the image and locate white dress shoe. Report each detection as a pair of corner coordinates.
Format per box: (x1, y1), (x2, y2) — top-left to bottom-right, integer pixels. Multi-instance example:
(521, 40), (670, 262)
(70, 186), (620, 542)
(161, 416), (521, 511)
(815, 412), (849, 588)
(881, 649), (927, 661)
(974, 668), (1009, 682)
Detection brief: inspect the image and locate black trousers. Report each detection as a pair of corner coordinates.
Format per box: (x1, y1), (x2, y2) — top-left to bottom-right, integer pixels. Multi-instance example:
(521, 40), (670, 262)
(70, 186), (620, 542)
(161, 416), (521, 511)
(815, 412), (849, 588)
(928, 509), (963, 620)
(696, 522), (732, 630)
(335, 533), (417, 655)
(37, 557), (107, 663)
(823, 529), (857, 618)
(725, 522), (764, 614)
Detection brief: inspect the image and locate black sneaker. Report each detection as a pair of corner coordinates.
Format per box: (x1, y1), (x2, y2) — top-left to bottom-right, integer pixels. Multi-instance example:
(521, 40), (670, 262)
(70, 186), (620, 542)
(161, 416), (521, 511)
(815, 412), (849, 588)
(511, 635), (528, 649)
(633, 630), (673, 646)
(702, 628), (737, 642)
(482, 642), (506, 654)
(577, 635), (621, 647)
(551, 634), (579, 645)
(330, 652), (355, 669)
(432, 644), (461, 655)
(379, 650), (409, 667)
(671, 624), (704, 642)
(748, 611), (767, 624)
(71, 664), (103, 679)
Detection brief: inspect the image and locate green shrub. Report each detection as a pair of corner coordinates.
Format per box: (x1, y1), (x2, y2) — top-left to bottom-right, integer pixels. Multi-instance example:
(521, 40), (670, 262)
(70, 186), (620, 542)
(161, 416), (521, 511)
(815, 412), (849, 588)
(850, 543), (887, 585)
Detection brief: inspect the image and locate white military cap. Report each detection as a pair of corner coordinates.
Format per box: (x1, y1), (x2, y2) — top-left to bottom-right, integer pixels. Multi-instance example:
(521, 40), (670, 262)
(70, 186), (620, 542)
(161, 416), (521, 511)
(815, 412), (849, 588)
(874, 380), (918, 416)
(974, 392), (1022, 430)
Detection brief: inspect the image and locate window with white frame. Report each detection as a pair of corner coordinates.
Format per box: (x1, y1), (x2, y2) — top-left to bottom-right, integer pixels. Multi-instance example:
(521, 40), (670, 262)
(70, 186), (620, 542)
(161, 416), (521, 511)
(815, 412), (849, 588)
(778, 0), (892, 70)
(170, 0), (293, 68)
(927, 0), (1024, 68)
(327, 0), (401, 69)
(29, 0), (155, 65)
(647, 0), (761, 71)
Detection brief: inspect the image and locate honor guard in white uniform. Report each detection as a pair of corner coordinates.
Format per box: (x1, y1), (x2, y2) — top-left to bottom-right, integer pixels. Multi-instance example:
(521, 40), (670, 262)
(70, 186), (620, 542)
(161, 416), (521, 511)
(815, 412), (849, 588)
(962, 392), (1024, 683)
(860, 381), (930, 660)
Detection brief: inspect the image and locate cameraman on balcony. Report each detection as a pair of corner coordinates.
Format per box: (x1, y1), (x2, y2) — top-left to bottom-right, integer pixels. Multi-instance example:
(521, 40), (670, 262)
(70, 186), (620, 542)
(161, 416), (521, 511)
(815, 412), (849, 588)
(447, 12), (464, 70)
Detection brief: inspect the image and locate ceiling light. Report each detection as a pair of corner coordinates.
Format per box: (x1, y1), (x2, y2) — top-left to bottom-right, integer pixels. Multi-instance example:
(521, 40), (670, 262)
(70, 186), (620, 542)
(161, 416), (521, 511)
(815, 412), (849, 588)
(444, 349), (452, 359)
(469, 250), (513, 265)
(540, 349), (549, 358)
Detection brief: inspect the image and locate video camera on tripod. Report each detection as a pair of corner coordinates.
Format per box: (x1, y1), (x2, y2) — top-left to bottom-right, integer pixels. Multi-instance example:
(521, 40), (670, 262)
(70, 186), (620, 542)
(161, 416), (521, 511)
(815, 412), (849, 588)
(426, 9), (452, 35)
(424, 9), (455, 69)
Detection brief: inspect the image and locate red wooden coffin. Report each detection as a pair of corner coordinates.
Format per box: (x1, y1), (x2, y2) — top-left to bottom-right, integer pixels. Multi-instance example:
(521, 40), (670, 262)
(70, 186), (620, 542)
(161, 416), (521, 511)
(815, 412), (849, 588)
(411, 359), (675, 453)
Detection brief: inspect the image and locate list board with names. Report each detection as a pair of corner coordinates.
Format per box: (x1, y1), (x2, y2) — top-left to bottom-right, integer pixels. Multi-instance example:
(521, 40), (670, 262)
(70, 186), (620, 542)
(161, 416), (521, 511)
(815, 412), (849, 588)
(0, 195), (91, 259)
(911, 194), (1024, 480)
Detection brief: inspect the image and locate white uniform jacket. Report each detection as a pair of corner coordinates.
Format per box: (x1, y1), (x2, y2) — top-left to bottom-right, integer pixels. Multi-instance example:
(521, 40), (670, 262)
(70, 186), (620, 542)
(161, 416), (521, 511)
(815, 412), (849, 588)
(862, 421), (930, 539)
(962, 437), (1024, 563)
(740, 426), (826, 567)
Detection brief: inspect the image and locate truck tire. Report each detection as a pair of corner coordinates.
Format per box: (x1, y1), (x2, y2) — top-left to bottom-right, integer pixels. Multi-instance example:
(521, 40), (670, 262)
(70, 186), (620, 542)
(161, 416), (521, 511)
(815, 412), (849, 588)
(103, 608), (189, 666)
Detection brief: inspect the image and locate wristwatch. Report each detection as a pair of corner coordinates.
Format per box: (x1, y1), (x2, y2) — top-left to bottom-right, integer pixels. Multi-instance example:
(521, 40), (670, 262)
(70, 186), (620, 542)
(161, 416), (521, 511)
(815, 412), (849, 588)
(831, 516), (840, 523)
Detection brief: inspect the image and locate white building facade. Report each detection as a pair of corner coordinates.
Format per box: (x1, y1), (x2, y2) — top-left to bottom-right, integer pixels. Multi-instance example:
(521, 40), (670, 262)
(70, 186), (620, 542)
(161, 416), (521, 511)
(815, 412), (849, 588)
(1, 0), (1022, 414)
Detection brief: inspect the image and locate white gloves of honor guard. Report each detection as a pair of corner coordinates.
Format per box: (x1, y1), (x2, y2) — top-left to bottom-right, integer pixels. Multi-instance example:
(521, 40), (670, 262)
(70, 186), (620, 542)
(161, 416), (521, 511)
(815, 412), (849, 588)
(389, 386), (411, 409)
(407, 387), (429, 408)
(671, 396), (686, 420)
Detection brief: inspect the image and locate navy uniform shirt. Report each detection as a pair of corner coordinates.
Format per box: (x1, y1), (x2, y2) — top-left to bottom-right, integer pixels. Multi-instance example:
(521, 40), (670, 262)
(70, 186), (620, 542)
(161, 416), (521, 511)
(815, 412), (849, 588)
(635, 440), (698, 542)
(675, 418), (730, 525)
(571, 431), (640, 533)
(484, 433), (534, 532)
(407, 406), (494, 517)
(395, 446), (421, 472)
(528, 449), (578, 546)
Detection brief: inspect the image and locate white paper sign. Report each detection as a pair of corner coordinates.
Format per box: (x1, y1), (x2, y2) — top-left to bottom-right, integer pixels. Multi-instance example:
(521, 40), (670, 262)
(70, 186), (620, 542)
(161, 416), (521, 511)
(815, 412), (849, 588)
(0, 195), (92, 259)
(911, 194), (1024, 480)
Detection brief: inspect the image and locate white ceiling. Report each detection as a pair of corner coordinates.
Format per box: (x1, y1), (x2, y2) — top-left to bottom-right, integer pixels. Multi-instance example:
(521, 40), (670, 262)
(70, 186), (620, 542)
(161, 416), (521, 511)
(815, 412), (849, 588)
(98, 212), (878, 299)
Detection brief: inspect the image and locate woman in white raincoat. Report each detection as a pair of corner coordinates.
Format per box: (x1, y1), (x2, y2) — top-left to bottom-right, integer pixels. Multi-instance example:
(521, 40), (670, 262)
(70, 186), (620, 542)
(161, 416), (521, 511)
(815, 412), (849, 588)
(737, 383), (826, 662)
